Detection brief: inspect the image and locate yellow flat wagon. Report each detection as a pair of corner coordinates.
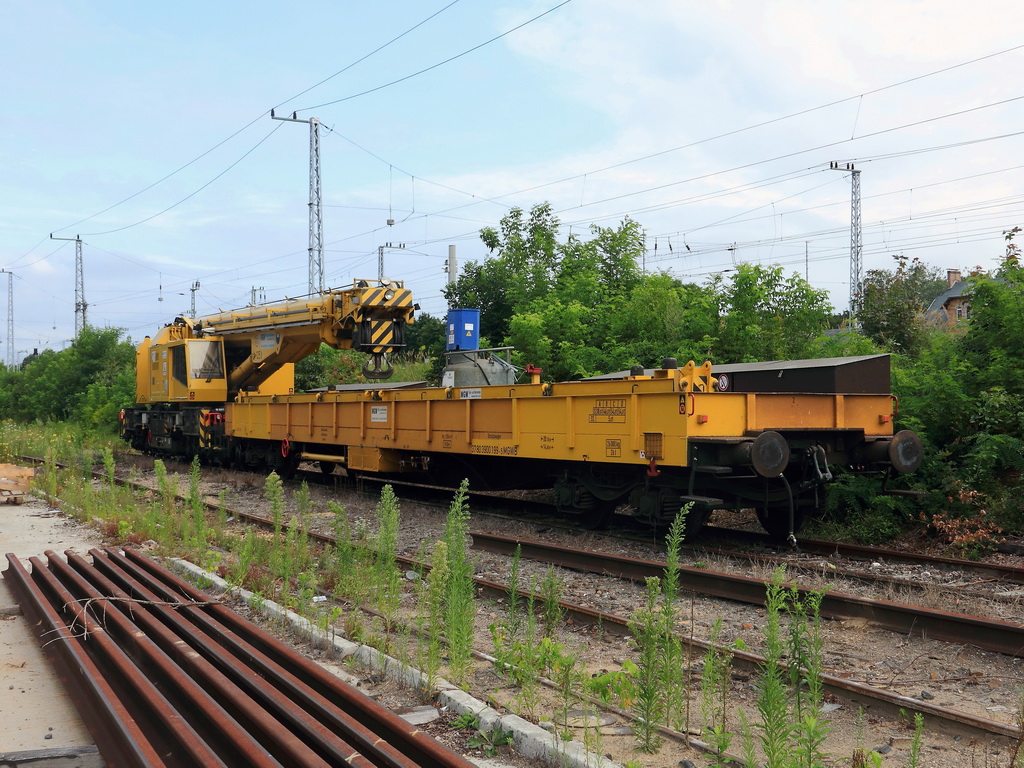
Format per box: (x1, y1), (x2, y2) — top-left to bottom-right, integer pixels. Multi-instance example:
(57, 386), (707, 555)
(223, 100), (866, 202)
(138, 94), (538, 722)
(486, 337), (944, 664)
(225, 360), (920, 538)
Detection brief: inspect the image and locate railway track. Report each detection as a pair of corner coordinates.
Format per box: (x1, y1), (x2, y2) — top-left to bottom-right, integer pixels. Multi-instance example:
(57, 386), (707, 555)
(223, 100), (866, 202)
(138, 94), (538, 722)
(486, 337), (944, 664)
(470, 531), (1024, 657)
(92, 452), (1024, 599)
(27, 450), (1024, 642)
(3, 546), (474, 768)
(702, 524), (1024, 586)
(19, 453), (1024, 744)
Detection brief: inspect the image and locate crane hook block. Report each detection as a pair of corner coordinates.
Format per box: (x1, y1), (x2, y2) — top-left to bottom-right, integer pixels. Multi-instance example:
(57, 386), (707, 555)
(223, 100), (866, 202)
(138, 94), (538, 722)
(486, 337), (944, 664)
(362, 353), (394, 380)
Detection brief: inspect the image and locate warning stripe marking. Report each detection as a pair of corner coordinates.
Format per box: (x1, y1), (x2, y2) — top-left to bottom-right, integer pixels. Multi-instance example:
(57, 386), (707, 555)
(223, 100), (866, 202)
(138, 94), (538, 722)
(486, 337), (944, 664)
(361, 288), (413, 307)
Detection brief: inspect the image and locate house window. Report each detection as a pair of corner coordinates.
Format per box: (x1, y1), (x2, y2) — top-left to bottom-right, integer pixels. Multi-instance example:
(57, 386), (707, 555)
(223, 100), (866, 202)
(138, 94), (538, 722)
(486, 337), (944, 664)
(956, 304), (964, 319)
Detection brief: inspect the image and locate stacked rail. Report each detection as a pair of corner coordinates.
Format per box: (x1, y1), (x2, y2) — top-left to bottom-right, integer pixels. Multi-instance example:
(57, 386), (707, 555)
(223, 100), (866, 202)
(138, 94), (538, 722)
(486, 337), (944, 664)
(2, 547), (473, 768)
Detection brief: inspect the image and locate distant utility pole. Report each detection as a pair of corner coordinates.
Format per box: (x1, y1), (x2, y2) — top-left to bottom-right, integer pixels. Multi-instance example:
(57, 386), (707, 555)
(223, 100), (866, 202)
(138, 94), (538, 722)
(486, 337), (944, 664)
(271, 110), (324, 294)
(445, 244), (458, 284)
(830, 161), (862, 322)
(0, 269), (12, 367)
(190, 281), (201, 317)
(50, 234), (87, 334)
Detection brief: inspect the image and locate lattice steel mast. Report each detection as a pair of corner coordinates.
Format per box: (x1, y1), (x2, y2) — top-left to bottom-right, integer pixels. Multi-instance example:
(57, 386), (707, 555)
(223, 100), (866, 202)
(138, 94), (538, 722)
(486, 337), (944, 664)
(50, 234), (87, 334)
(0, 269), (12, 367)
(272, 110), (323, 294)
(830, 162), (862, 321)
(5, 270), (11, 367)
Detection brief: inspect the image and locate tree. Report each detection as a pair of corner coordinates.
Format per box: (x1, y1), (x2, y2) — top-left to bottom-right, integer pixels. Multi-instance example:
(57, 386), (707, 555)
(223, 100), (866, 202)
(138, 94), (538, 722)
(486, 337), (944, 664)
(605, 274), (718, 369)
(712, 264), (832, 362)
(0, 327), (136, 429)
(478, 202), (561, 305)
(445, 203), (563, 343)
(399, 312), (446, 362)
(442, 257), (517, 345)
(959, 228), (1024, 399)
(857, 256), (945, 357)
(444, 205), (649, 379)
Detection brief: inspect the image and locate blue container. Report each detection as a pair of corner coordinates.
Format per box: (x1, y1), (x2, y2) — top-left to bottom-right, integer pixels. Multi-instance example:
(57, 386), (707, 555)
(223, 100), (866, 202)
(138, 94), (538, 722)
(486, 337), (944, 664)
(446, 308), (480, 351)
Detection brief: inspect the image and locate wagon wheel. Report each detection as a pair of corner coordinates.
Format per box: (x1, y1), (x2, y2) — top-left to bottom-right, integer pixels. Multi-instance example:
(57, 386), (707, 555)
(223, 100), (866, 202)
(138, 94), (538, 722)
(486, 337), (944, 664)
(555, 489), (616, 531)
(578, 496), (618, 531)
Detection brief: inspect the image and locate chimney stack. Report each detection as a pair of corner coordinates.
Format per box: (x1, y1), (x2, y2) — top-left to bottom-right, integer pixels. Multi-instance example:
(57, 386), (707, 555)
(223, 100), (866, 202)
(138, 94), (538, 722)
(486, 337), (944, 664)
(947, 269), (962, 287)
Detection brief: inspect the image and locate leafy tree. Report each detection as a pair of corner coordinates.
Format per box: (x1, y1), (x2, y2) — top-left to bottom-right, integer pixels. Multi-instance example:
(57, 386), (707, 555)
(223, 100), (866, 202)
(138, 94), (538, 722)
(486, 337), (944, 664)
(959, 229), (1024, 397)
(605, 274), (717, 369)
(885, 229), (1024, 531)
(712, 264), (831, 362)
(75, 355), (136, 430)
(0, 327), (136, 430)
(294, 345), (382, 390)
(294, 344), (343, 391)
(555, 220), (644, 302)
(446, 203), (562, 343)
(507, 298), (600, 380)
(442, 257), (516, 345)
(479, 202), (561, 305)
(399, 312), (445, 362)
(857, 256), (946, 357)
(806, 329), (880, 359)
(445, 205), (651, 380)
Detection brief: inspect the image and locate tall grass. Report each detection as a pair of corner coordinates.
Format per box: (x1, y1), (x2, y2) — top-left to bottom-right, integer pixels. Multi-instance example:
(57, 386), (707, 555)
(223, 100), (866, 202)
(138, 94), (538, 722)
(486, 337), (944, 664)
(442, 479), (475, 686)
(374, 484), (403, 626)
(661, 506), (690, 732)
(758, 569), (794, 767)
(0, 423), (954, 767)
(629, 577), (665, 753)
(700, 618), (733, 765)
(416, 540), (449, 694)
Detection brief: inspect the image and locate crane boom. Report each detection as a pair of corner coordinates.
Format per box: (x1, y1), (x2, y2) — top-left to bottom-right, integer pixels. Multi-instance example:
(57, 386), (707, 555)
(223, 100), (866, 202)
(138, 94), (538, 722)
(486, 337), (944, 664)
(134, 279), (414, 406)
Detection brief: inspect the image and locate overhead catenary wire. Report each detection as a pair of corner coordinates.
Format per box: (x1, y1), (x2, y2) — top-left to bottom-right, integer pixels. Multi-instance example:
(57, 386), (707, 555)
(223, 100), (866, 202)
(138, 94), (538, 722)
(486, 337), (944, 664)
(31, 35), (1024, 265)
(11, 27), (1024, 348)
(77, 122), (287, 237)
(31, 0), (469, 256)
(295, 1), (575, 111)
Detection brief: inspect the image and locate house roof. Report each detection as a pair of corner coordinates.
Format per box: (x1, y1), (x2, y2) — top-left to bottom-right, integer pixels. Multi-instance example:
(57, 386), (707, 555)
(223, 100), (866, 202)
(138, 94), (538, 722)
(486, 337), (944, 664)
(926, 280), (969, 315)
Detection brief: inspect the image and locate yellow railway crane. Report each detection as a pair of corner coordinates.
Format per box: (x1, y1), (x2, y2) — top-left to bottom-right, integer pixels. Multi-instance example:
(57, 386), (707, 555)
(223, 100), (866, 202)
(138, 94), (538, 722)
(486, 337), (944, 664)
(120, 279), (414, 463)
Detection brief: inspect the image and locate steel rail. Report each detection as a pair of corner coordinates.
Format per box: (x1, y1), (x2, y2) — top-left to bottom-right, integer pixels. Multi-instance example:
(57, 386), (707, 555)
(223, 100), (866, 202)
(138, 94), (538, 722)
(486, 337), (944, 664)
(83, 465), (1024, 739)
(24, 451), (1024, 586)
(115, 547), (476, 768)
(8, 553), (227, 766)
(19, 455), (1020, 740)
(702, 525), (1024, 585)
(83, 549), (417, 768)
(2, 548), (475, 768)
(52, 550), (365, 768)
(35, 551), (294, 766)
(471, 531), (1024, 658)
(2, 554), (169, 767)
(477, 574), (1020, 740)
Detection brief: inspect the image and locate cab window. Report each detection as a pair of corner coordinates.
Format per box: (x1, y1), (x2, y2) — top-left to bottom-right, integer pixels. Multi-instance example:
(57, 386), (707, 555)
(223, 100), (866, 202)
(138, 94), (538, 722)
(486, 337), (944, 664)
(189, 340), (224, 380)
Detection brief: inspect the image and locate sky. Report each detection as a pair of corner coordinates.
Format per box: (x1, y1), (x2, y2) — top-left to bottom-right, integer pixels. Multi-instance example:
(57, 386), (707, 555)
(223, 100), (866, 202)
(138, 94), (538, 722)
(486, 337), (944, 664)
(2, 0), (1024, 360)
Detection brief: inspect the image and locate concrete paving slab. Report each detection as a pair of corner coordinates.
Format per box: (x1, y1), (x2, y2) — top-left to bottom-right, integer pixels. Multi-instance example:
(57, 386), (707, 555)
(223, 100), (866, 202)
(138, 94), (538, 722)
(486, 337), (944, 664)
(0, 493), (104, 754)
